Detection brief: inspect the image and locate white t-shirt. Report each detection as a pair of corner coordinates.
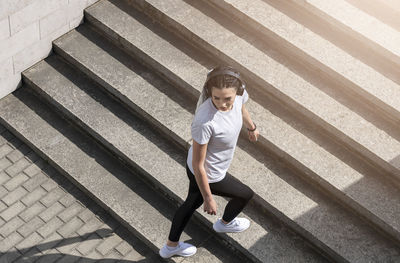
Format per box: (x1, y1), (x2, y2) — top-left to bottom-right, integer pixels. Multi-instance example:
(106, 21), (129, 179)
(187, 89), (249, 183)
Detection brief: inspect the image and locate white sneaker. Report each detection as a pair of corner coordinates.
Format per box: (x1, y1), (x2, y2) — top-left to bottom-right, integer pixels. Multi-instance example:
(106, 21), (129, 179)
(159, 241), (197, 258)
(213, 217), (250, 233)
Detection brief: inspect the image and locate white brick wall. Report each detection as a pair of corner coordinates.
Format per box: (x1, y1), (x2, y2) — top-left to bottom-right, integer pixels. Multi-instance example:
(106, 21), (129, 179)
(0, 0), (100, 100)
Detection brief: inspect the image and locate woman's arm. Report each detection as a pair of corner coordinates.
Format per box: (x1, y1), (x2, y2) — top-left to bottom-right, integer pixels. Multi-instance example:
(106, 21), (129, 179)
(192, 140), (217, 215)
(242, 104), (259, 141)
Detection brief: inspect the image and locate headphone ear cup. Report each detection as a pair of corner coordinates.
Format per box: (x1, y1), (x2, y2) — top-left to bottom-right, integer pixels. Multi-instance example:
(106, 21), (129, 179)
(204, 83), (210, 96)
(238, 81), (245, 95)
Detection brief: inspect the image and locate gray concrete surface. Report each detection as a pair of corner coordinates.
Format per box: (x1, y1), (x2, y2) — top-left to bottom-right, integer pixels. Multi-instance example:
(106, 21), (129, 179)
(0, 124), (159, 262)
(263, 0), (400, 88)
(305, 0), (400, 57)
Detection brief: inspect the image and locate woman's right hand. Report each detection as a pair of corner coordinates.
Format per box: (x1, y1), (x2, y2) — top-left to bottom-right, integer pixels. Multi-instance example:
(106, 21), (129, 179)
(204, 197), (217, 215)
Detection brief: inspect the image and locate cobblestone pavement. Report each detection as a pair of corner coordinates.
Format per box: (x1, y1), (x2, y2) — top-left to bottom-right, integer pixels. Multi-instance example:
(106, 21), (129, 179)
(0, 124), (159, 262)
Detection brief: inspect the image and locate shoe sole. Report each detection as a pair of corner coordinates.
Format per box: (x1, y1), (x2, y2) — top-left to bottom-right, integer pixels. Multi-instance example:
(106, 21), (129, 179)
(213, 224), (250, 233)
(159, 252), (197, 258)
(159, 249), (197, 258)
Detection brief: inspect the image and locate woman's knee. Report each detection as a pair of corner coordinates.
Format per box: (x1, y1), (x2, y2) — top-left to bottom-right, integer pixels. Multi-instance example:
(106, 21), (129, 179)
(241, 185), (254, 202)
(181, 192), (204, 211)
(193, 194), (204, 209)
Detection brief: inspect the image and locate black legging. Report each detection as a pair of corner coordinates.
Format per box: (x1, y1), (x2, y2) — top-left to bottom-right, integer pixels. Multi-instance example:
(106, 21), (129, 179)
(168, 164), (254, 242)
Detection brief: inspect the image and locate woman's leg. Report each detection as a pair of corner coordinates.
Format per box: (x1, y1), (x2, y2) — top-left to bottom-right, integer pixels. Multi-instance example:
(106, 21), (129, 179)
(167, 165), (204, 243)
(209, 174), (254, 223)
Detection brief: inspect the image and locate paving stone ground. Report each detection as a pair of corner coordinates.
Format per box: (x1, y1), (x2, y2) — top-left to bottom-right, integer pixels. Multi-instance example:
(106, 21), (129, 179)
(0, 123), (159, 262)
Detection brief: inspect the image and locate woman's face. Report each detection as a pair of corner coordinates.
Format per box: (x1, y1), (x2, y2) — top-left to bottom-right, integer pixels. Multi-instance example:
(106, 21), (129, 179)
(210, 86), (237, 111)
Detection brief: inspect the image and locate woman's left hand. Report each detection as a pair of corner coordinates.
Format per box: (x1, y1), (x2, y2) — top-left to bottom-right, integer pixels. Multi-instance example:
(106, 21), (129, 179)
(248, 129), (259, 142)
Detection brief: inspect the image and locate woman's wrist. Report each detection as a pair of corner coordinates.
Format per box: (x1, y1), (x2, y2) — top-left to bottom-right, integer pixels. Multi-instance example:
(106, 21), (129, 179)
(204, 195), (214, 202)
(247, 122), (256, 132)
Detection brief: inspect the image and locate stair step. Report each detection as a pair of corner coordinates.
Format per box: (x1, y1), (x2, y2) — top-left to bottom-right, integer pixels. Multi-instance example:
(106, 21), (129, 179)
(303, 0), (400, 59)
(22, 51), (327, 262)
(114, 0), (400, 186)
(0, 87), (243, 263)
(267, 0), (400, 88)
(48, 18), (400, 263)
(343, 0), (400, 32)
(206, 0), (400, 131)
(79, 1), (400, 247)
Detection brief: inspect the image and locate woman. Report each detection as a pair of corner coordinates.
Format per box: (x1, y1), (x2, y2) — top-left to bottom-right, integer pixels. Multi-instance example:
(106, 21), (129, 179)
(160, 66), (259, 258)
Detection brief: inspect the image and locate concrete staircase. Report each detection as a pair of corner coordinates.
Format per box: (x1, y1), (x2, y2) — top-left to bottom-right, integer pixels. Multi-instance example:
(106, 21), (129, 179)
(1, 0), (400, 261)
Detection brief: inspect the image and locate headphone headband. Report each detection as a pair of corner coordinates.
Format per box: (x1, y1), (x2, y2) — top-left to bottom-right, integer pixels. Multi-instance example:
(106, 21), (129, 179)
(207, 69), (241, 82)
(204, 67), (246, 95)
